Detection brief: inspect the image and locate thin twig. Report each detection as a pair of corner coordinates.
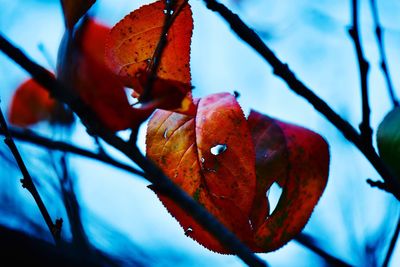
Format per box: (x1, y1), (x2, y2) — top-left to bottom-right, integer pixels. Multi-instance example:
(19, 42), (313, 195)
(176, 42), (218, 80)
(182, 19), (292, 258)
(202, 0), (400, 200)
(0, 33), (267, 267)
(141, 0), (188, 102)
(349, 0), (373, 145)
(0, 126), (146, 178)
(366, 178), (391, 193)
(369, 0), (399, 108)
(0, 107), (62, 244)
(54, 153), (91, 253)
(382, 212), (400, 267)
(295, 234), (352, 267)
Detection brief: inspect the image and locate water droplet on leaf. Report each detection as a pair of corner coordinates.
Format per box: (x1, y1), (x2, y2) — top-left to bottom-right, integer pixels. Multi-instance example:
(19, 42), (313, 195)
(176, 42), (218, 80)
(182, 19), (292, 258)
(210, 144), (227, 155)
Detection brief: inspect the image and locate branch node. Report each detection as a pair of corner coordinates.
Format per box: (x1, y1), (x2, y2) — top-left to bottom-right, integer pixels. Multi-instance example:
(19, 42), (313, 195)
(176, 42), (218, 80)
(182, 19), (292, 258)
(53, 218), (63, 239)
(20, 178), (30, 189)
(366, 178), (391, 192)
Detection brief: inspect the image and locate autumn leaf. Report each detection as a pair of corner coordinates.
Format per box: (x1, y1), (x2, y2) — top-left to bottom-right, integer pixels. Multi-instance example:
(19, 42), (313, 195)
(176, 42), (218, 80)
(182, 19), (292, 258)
(8, 75), (74, 127)
(146, 92), (329, 253)
(8, 78), (57, 127)
(105, 0), (194, 114)
(60, 0), (96, 29)
(248, 110), (329, 252)
(377, 108), (400, 180)
(57, 18), (148, 131)
(146, 93), (256, 253)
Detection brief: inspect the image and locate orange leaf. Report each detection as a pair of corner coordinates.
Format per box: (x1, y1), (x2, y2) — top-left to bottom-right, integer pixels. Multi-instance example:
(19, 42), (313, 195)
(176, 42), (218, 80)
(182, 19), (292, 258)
(105, 0), (194, 114)
(8, 78), (57, 127)
(248, 110), (329, 252)
(146, 93), (330, 253)
(146, 93), (256, 253)
(61, 0), (96, 29)
(57, 18), (149, 131)
(132, 70), (196, 115)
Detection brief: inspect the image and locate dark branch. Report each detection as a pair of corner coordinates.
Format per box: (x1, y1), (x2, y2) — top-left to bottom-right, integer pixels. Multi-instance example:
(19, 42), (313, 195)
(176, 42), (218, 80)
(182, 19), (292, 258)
(295, 234), (352, 267)
(366, 178), (392, 193)
(0, 33), (267, 267)
(349, 0), (372, 145)
(202, 0), (400, 200)
(382, 212), (400, 267)
(369, 0), (399, 108)
(141, 0), (188, 102)
(0, 107), (62, 244)
(0, 126), (146, 178)
(58, 154), (91, 253)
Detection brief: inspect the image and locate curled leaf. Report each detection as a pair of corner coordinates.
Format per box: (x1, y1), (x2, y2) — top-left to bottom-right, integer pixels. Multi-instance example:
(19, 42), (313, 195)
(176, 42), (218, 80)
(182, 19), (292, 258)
(377, 107), (400, 180)
(146, 93), (256, 253)
(248, 110), (329, 252)
(146, 93), (330, 253)
(105, 0), (194, 114)
(57, 19), (147, 131)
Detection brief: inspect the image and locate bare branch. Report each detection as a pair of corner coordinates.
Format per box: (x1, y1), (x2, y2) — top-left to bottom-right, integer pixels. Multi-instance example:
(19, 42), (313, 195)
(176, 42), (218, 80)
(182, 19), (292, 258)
(202, 0), (400, 200)
(0, 126), (146, 178)
(369, 0), (399, 108)
(0, 33), (267, 267)
(349, 0), (372, 144)
(0, 107), (62, 244)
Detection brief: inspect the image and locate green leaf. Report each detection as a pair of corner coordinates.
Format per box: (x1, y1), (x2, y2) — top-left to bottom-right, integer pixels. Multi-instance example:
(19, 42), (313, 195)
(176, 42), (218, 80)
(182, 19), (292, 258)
(377, 107), (400, 180)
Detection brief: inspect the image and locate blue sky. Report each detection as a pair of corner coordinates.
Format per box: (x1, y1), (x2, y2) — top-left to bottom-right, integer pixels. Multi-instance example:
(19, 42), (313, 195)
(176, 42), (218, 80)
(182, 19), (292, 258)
(1, 0), (400, 266)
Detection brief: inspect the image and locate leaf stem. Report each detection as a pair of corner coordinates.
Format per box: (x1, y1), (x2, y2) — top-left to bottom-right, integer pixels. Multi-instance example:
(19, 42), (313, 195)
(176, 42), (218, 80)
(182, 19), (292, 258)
(349, 0), (373, 145)
(369, 0), (399, 108)
(202, 0), (400, 200)
(0, 107), (62, 244)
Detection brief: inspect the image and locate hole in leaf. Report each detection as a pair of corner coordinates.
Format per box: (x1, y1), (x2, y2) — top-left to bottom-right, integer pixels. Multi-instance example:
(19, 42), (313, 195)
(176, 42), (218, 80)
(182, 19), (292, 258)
(210, 144), (227, 155)
(125, 88), (137, 106)
(163, 129), (169, 139)
(267, 182), (283, 215)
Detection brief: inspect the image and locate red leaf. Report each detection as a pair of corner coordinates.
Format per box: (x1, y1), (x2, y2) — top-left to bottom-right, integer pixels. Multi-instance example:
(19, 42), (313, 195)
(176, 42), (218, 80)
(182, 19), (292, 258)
(8, 78), (57, 127)
(57, 19), (149, 131)
(105, 0), (194, 114)
(146, 93), (256, 253)
(248, 110), (329, 252)
(61, 0), (96, 29)
(146, 94), (330, 253)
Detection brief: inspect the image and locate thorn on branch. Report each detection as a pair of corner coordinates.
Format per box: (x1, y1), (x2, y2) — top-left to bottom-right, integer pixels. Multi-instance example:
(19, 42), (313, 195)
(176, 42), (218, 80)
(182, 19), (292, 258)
(366, 178), (391, 193)
(20, 178), (30, 189)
